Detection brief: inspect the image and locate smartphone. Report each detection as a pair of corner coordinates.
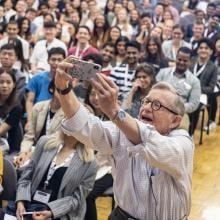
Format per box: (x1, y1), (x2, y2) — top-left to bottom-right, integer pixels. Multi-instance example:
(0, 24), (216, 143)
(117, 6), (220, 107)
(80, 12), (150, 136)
(22, 212), (34, 220)
(67, 57), (102, 80)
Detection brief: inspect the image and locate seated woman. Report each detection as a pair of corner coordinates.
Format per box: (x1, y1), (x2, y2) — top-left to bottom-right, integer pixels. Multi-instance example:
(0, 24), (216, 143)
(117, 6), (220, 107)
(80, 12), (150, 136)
(140, 36), (169, 74)
(14, 81), (65, 168)
(122, 63), (156, 118)
(5, 130), (98, 220)
(0, 68), (23, 155)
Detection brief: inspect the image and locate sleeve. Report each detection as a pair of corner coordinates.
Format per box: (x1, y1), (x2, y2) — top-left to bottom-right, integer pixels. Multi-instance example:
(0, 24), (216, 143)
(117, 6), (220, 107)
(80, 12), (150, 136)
(16, 136), (46, 202)
(47, 161), (98, 219)
(4, 106), (22, 127)
(127, 121), (194, 179)
(184, 77), (201, 113)
(61, 105), (119, 155)
(202, 65), (218, 94)
(25, 75), (39, 94)
(20, 104), (39, 152)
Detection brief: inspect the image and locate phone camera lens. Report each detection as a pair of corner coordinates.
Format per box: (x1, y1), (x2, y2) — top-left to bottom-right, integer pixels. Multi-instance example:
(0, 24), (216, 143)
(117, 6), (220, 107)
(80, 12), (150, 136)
(94, 65), (99, 69)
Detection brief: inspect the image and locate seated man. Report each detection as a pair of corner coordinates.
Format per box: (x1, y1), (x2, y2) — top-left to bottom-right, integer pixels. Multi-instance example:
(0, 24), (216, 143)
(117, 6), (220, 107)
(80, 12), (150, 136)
(25, 47), (65, 130)
(156, 46), (201, 114)
(55, 59), (195, 219)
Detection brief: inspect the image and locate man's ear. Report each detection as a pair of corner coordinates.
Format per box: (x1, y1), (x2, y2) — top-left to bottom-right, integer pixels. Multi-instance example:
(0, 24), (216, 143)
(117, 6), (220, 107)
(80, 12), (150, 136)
(170, 115), (183, 130)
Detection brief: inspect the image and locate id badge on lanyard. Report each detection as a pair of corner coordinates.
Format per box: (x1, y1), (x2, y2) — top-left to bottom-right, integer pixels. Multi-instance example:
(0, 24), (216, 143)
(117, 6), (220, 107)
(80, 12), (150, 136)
(33, 189), (52, 204)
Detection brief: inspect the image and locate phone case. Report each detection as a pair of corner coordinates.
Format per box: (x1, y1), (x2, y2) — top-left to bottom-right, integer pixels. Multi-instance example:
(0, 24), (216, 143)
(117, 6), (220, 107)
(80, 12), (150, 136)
(68, 58), (102, 80)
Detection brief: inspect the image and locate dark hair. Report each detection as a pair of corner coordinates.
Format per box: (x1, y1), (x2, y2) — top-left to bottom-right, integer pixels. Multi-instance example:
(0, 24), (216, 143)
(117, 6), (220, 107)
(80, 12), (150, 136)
(188, 0), (198, 10)
(197, 38), (214, 50)
(115, 36), (129, 54)
(93, 15), (110, 37)
(104, 0), (114, 14)
(143, 36), (164, 64)
(14, 39), (28, 72)
(82, 53), (103, 66)
(43, 13), (54, 21)
(7, 20), (18, 28)
(17, 16), (31, 37)
(38, 2), (49, 10)
(48, 47), (66, 59)
(134, 63), (156, 86)
(26, 8), (37, 14)
(193, 19), (205, 26)
(44, 21), (56, 28)
(126, 40), (141, 51)
(207, 3), (216, 8)
(0, 68), (18, 117)
(77, 25), (91, 35)
(1, 43), (16, 51)
(195, 9), (205, 16)
(141, 12), (153, 19)
(211, 13), (220, 20)
(108, 26), (121, 42)
(172, 24), (185, 33)
(102, 41), (115, 50)
(177, 46), (192, 57)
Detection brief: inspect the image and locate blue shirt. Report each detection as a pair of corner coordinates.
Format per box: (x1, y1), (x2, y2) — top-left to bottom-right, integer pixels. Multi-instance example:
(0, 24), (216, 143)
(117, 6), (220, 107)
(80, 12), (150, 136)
(26, 71), (52, 104)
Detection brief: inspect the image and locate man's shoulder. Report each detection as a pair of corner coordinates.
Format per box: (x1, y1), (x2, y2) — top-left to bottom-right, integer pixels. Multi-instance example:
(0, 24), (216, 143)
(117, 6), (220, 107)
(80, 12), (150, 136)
(34, 39), (46, 47)
(158, 67), (174, 75)
(53, 38), (66, 47)
(33, 99), (50, 110)
(113, 63), (127, 71)
(30, 71), (49, 81)
(185, 69), (198, 81)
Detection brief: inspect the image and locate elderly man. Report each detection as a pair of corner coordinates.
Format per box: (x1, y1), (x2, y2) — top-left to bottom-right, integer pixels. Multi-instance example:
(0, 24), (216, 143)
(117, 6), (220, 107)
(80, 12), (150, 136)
(55, 59), (194, 220)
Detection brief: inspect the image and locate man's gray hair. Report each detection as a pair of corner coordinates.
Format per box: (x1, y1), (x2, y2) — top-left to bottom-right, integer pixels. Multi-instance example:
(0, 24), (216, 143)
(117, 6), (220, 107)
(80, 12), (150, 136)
(152, 82), (185, 116)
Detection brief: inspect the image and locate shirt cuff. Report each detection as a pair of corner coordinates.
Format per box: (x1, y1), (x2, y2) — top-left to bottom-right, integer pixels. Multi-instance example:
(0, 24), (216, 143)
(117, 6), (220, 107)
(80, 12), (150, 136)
(136, 120), (154, 143)
(61, 104), (90, 136)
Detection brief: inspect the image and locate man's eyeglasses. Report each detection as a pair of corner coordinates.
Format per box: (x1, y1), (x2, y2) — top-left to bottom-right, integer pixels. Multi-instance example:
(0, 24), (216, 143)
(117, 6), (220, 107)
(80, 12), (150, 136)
(140, 98), (178, 115)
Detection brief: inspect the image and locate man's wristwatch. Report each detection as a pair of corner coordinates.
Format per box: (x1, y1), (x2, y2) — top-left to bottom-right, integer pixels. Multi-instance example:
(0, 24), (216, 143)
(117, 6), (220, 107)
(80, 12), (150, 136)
(111, 109), (126, 123)
(56, 81), (73, 95)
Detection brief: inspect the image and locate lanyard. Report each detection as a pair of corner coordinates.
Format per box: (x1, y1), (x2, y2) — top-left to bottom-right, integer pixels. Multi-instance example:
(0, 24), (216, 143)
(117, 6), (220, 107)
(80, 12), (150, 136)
(74, 44), (90, 58)
(44, 144), (75, 189)
(193, 62), (207, 77)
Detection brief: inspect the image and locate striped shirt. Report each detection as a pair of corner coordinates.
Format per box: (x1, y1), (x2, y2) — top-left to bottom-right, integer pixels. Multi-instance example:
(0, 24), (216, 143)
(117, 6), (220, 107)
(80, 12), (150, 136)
(62, 105), (194, 220)
(109, 64), (135, 101)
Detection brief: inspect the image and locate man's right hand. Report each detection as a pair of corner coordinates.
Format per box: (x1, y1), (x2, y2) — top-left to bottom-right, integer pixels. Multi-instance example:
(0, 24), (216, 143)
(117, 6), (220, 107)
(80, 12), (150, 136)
(16, 201), (26, 220)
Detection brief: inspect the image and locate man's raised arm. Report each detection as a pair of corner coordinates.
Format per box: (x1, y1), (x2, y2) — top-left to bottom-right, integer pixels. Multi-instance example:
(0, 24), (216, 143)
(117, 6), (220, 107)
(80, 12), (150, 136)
(55, 60), (142, 144)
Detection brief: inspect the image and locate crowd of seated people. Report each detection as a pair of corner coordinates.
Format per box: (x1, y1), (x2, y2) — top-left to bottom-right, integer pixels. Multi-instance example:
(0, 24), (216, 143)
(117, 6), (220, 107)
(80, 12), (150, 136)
(0, 0), (219, 219)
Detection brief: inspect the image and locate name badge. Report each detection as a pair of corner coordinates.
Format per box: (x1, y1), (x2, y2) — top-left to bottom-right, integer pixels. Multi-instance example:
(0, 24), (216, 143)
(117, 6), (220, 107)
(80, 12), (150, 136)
(33, 189), (51, 204)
